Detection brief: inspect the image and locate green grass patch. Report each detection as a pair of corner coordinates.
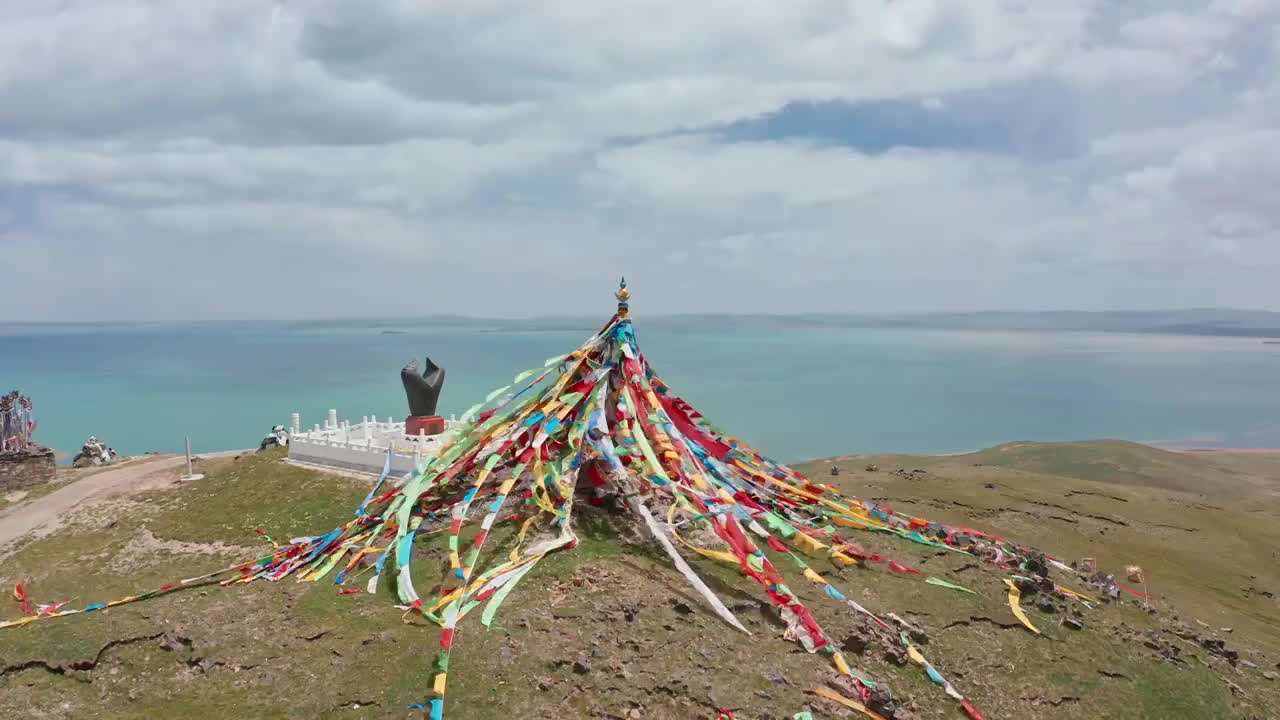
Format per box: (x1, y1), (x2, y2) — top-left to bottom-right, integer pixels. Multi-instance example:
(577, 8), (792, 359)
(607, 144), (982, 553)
(145, 449), (367, 546)
(3, 443), (1278, 719)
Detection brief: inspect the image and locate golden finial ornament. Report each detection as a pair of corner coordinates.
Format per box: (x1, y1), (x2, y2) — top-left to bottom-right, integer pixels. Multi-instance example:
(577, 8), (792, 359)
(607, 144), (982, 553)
(615, 277), (631, 317)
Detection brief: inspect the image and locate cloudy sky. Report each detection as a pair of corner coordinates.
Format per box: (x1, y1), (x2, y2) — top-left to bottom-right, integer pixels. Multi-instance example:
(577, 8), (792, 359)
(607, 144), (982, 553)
(2, 1), (1278, 320)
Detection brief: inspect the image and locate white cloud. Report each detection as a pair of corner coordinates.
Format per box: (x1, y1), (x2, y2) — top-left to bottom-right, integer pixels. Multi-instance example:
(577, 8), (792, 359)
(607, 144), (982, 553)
(0, 0), (1278, 319)
(1095, 128), (1280, 236)
(0, 137), (571, 211)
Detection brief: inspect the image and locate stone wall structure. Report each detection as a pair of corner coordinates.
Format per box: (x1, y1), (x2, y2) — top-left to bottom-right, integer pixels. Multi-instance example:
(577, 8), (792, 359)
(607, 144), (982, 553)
(0, 446), (56, 492)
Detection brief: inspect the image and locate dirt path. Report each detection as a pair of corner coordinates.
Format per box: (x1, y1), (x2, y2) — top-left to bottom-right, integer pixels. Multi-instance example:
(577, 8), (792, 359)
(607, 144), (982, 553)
(0, 451), (246, 556)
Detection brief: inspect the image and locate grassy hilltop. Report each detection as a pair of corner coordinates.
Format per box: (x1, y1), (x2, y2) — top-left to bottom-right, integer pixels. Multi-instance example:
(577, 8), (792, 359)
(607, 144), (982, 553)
(1, 442), (1278, 719)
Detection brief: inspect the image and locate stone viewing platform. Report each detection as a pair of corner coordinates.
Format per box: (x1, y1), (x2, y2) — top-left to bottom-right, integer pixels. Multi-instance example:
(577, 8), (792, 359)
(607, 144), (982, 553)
(287, 353), (454, 477)
(285, 410), (457, 477)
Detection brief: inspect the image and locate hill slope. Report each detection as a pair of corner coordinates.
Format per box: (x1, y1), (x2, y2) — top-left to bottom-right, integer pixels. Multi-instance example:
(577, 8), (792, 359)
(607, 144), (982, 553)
(963, 440), (1279, 496)
(2, 445), (1278, 719)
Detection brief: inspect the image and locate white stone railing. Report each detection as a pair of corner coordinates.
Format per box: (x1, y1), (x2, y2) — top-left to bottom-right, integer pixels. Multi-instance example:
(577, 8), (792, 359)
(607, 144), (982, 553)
(285, 409), (459, 477)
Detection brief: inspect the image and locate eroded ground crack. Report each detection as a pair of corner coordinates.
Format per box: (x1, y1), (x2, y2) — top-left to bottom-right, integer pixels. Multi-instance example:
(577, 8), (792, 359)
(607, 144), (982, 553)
(1031, 695), (1081, 707)
(1065, 490), (1128, 503)
(942, 616), (1023, 632)
(0, 632), (163, 681)
(1003, 494), (1130, 527)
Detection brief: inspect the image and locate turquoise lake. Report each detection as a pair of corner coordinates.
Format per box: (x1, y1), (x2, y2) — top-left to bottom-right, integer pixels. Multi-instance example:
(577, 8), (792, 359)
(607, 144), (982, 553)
(2, 318), (1278, 462)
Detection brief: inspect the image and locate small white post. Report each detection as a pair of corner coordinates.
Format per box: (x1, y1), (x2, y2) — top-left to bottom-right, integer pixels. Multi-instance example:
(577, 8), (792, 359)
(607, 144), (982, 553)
(328, 409), (338, 430)
(291, 413), (301, 435)
(180, 436), (204, 482)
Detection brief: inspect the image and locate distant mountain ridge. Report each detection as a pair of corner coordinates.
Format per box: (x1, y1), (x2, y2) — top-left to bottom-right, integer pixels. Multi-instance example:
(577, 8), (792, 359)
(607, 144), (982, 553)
(509, 309), (1280, 338)
(809, 309), (1280, 337)
(9, 309), (1280, 338)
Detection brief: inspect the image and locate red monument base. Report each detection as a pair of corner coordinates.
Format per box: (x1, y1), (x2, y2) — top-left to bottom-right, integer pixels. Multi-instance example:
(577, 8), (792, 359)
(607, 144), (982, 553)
(405, 415), (446, 436)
